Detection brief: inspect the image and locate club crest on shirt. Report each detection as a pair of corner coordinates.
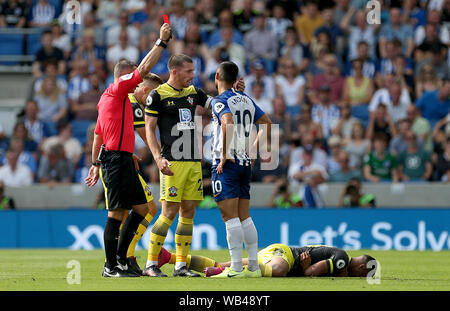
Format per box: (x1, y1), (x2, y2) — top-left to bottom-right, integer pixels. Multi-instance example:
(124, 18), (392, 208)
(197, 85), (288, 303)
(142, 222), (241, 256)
(168, 186), (178, 197)
(145, 185), (152, 197)
(214, 102), (225, 114)
(187, 96), (194, 105)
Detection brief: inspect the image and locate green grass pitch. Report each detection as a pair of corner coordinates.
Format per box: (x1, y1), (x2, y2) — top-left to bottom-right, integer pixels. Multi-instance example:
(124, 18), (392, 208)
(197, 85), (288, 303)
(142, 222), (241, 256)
(0, 249), (449, 291)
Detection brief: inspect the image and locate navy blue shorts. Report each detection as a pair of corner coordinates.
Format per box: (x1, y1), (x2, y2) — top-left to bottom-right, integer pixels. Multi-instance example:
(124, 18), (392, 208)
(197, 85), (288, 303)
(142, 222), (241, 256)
(211, 161), (251, 202)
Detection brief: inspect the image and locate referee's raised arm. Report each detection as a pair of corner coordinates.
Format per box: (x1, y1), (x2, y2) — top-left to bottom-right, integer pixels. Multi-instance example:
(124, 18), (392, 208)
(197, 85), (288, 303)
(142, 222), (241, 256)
(137, 23), (171, 78)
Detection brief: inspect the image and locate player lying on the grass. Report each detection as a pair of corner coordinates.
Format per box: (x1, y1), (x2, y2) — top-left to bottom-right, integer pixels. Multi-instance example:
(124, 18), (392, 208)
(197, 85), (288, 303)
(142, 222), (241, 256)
(158, 244), (376, 277)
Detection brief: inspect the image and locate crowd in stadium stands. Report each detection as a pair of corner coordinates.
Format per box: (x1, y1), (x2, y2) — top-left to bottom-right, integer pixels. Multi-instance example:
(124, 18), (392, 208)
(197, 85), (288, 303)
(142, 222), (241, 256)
(0, 0), (449, 208)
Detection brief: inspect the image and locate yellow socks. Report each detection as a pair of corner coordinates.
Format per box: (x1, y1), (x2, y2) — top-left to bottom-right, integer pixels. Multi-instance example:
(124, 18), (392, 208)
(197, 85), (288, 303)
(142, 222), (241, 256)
(146, 215), (173, 266)
(126, 213), (154, 258)
(174, 217), (193, 270)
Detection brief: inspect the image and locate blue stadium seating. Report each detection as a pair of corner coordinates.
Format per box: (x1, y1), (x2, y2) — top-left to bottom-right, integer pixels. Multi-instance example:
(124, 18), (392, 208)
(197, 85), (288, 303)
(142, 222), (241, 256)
(71, 120), (94, 146)
(0, 33), (24, 65)
(27, 32), (42, 56)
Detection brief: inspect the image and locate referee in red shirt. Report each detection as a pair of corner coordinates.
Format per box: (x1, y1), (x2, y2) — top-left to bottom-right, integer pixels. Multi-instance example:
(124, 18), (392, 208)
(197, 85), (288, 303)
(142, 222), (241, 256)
(85, 23), (171, 278)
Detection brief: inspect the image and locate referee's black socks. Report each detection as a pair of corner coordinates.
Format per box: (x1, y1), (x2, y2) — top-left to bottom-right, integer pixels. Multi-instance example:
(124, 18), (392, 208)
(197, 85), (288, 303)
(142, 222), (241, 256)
(117, 211), (145, 261)
(104, 217), (122, 269)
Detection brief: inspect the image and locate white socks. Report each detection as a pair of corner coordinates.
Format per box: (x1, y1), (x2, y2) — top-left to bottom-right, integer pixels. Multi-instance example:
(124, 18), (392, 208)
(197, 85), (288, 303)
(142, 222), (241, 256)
(225, 217), (244, 272)
(225, 217), (259, 273)
(241, 217), (259, 272)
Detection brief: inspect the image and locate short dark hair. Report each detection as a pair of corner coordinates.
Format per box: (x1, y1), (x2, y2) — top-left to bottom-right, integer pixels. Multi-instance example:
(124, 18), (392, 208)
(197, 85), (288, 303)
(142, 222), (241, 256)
(217, 61), (239, 84)
(142, 73), (164, 85)
(363, 254), (376, 268)
(168, 54), (193, 71)
(373, 132), (388, 143)
(113, 59), (137, 79)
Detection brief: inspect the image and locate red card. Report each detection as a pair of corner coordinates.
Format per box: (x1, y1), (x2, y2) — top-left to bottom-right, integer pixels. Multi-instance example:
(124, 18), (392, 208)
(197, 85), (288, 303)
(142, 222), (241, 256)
(163, 14), (170, 25)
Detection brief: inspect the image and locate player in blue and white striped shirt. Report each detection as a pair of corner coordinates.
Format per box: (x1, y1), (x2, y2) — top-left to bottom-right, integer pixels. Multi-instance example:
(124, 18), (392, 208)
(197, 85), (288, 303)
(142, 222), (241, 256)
(210, 61), (272, 278)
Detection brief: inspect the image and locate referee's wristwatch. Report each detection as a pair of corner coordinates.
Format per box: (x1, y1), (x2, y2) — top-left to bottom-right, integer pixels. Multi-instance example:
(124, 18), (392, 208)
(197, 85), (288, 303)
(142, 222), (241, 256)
(155, 38), (168, 49)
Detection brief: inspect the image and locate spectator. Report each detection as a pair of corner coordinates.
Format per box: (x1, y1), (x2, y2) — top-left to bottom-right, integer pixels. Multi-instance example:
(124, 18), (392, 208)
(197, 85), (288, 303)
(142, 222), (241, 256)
(338, 178), (376, 208)
(244, 58), (276, 101)
(196, 0), (220, 38)
(329, 150), (363, 182)
(233, 0), (260, 34)
(2, 136), (37, 176)
(73, 73), (102, 121)
(106, 30), (140, 73)
(269, 178), (302, 208)
(416, 80), (450, 128)
(0, 181), (15, 210)
(398, 131), (433, 182)
(390, 119), (423, 156)
(268, 97), (296, 143)
(22, 99), (48, 145)
(251, 82), (273, 115)
(363, 132), (399, 183)
(331, 103), (359, 140)
(9, 121), (38, 153)
(407, 104), (433, 152)
(106, 10), (139, 47)
(29, 60), (68, 100)
(96, 0), (121, 28)
(244, 14), (278, 74)
(311, 84), (340, 138)
(340, 9), (377, 61)
(67, 59), (92, 108)
(294, 0), (324, 45)
(37, 143), (74, 185)
(393, 54), (415, 95)
(310, 54), (344, 106)
(170, 0), (188, 40)
(434, 136), (450, 182)
(0, 148), (33, 187)
(33, 75), (68, 124)
(429, 45), (450, 81)
(29, 0), (56, 28)
(415, 63), (442, 99)
(366, 103), (397, 143)
(379, 7), (414, 57)
(289, 133), (328, 176)
(212, 26), (246, 74)
(266, 0), (299, 21)
(275, 57), (306, 112)
(369, 76), (412, 122)
(266, 4), (292, 42)
(72, 29), (105, 72)
(327, 135), (344, 174)
(74, 136), (93, 184)
(414, 10), (450, 47)
(293, 105), (323, 143)
(0, 0), (27, 28)
(290, 145), (328, 208)
(402, 0), (427, 29)
(414, 25), (447, 65)
(42, 122), (83, 165)
(313, 7), (343, 47)
(344, 41), (376, 79)
(50, 21), (71, 59)
(208, 9), (244, 48)
(279, 26), (309, 73)
(342, 58), (374, 106)
(139, 31), (170, 81)
(376, 39), (413, 87)
(32, 30), (65, 78)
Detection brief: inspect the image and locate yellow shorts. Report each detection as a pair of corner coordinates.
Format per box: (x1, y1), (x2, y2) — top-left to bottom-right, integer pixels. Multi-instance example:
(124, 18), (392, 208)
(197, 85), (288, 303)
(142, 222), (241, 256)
(257, 243), (295, 270)
(138, 173), (154, 203)
(159, 161), (203, 203)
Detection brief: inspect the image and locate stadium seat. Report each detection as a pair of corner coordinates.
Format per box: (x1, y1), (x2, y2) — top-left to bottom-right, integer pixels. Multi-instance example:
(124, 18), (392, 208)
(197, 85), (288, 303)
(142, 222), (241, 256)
(351, 105), (369, 127)
(71, 120), (95, 146)
(0, 33), (24, 65)
(26, 32), (43, 56)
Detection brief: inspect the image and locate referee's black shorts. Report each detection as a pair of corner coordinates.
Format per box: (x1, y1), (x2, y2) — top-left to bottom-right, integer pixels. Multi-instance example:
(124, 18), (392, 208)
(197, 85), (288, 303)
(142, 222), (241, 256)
(99, 151), (147, 211)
